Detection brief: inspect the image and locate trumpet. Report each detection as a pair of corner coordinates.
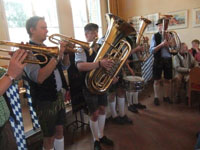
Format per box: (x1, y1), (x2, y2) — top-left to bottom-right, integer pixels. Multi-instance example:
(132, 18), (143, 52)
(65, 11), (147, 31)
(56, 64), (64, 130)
(0, 41), (59, 64)
(48, 34), (98, 56)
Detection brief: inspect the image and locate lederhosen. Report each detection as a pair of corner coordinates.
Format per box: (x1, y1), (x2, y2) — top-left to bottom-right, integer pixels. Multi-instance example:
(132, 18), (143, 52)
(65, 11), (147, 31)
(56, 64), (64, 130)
(80, 49), (108, 114)
(153, 32), (172, 80)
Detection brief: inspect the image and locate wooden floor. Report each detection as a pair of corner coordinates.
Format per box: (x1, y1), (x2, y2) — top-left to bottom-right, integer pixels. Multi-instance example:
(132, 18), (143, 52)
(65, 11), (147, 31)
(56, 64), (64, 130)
(64, 85), (200, 150)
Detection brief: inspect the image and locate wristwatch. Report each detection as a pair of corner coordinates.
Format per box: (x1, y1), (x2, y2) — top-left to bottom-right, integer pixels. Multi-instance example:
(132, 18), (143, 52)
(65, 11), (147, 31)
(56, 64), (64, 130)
(5, 73), (15, 82)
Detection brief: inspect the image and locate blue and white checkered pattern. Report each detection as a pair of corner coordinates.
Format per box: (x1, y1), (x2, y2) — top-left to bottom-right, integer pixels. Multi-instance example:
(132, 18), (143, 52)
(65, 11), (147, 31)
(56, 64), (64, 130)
(23, 80), (40, 130)
(141, 54), (154, 83)
(6, 83), (27, 150)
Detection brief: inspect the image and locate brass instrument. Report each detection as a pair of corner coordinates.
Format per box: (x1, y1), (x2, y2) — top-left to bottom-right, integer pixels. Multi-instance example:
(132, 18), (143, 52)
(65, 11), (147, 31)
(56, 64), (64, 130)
(85, 13), (136, 94)
(161, 15), (181, 55)
(48, 33), (97, 56)
(136, 17), (152, 61)
(0, 41), (59, 64)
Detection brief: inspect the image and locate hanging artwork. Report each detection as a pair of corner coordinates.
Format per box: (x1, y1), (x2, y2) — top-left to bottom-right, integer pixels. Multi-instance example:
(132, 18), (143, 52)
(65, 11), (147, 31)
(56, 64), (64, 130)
(128, 16), (141, 32)
(145, 13), (159, 33)
(192, 8), (200, 27)
(167, 10), (188, 29)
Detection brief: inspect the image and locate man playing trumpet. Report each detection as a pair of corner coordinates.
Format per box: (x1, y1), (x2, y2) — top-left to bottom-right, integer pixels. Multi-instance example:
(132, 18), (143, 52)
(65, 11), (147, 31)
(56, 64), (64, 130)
(24, 16), (70, 150)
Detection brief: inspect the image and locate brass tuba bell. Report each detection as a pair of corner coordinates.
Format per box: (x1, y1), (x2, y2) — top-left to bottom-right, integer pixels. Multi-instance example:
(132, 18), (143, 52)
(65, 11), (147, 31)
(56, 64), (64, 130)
(85, 13), (136, 94)
(135, 17), (152, 62)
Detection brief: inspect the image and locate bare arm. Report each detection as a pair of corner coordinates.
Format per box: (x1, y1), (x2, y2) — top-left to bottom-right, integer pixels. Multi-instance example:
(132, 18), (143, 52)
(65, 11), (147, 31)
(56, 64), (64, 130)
(60, 41), (70, 67)
(62, 54), (70, 67)
(152, 40), (168, 54)
(130, 45), (144, 55)
(77, 61), (99, 72)
(37, 58), (57, 84)
(77, 58), (114, 72)
(125, 60), (135, 76)
(37, 41), (70, 84)
(0, 50), (27, 96)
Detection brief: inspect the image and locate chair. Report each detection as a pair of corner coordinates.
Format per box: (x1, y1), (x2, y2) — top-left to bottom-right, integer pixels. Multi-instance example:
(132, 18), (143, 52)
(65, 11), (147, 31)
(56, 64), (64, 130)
(188, 67), (200, 107)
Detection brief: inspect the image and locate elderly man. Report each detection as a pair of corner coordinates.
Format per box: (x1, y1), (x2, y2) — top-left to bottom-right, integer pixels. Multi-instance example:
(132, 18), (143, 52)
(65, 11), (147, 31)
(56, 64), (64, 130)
(174, 42), (199, 103)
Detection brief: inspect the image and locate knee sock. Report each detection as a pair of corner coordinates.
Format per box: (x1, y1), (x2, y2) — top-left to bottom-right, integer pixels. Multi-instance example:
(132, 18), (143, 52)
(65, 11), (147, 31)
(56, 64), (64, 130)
(154, 82), (160, 98)
(98, 114), (106, 139)
(54, 137), (64, 150)
(89, 119), (99, 141)
(132, 92), (138, 104)
(126, 91), (133, 106)
(117, 97), (125, 117)
(109, 97), (118, 118)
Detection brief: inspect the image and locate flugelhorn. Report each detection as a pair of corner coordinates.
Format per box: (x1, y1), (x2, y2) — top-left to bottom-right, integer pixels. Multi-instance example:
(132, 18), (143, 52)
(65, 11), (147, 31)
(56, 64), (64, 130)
(48, 34), (98, 56)
(0, 41), (59, 64)
(160, 14), (181, 55)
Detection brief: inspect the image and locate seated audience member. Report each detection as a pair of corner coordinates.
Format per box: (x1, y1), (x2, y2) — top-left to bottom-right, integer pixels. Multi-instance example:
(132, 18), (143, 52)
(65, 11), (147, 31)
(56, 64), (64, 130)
(174, 42), (199, 103)
(0, 49), (27, 150)
(189, 39), (200, 64)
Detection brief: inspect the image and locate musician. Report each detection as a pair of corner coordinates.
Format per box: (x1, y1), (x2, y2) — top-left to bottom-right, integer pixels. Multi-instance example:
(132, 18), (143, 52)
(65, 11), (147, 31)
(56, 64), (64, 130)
(125, 56), (146, 114)
(150, 18), (173, 106)
(0, 50), (27, 150)
(24, 16), (70, 150)
(108, 32), (146, 123)
(125, 22), (147, 112)
(75, 23), (114, 150)
(174, 42), (199, 103)
(189, 39), (200, 64)
(108, 71), (133, 124)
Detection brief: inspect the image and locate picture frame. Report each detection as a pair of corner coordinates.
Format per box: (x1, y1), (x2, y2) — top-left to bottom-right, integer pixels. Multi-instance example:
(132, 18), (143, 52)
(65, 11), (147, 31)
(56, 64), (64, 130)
(192, 8), (200, 27)
(167, 10), (188, 30)
(128, 16), (141, 32)
(145, 13), (159, 33)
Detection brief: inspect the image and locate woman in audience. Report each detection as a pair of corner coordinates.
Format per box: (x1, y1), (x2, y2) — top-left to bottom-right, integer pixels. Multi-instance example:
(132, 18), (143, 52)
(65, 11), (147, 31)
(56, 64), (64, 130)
(189, 39), (200, 65)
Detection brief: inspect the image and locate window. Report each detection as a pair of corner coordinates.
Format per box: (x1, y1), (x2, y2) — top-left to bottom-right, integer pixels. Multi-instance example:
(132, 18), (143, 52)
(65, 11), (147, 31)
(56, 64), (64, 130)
(70, 0), (102, 41)
(3, 0), (59, 46)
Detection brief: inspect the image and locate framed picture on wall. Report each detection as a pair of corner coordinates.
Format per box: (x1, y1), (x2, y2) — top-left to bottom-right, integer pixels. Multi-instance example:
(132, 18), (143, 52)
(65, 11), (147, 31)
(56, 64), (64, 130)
(192, 8), (200, 27)
(145, 13), (159, 33)
(167, 10), (188, 30)
(128, 16), (141, 32)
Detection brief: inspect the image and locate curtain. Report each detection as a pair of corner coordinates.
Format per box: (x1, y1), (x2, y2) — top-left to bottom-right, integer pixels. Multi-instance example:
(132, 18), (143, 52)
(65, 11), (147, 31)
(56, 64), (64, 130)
(56, 0), (75, 37)
(0, 0), (10, 41)
(0, 0), (9, 66)
(107, 0), (119, 16)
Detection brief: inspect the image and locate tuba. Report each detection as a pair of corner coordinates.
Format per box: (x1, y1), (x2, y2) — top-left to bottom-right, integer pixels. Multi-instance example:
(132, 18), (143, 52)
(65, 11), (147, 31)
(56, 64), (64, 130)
(161, 15), (181, 55)
(85, 13), (136, 94)
(136, 17), (151, 62)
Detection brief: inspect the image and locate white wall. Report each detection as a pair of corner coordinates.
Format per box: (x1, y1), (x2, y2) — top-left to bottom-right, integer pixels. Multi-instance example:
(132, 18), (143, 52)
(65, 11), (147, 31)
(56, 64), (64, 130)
(118, 0), (200, 48)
